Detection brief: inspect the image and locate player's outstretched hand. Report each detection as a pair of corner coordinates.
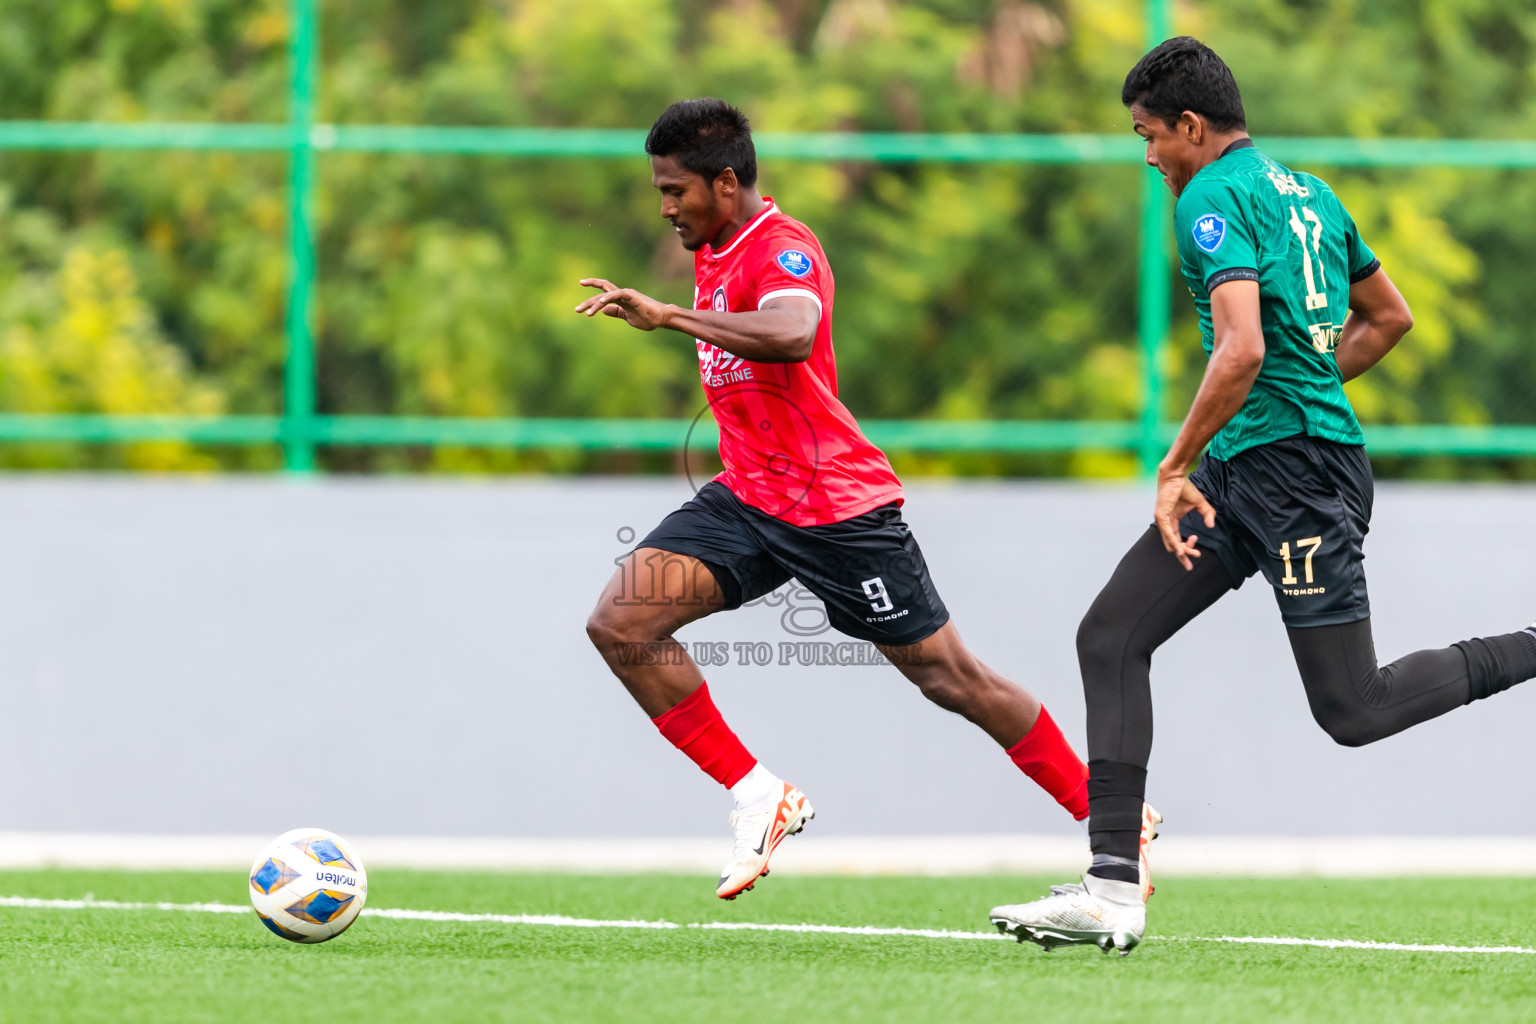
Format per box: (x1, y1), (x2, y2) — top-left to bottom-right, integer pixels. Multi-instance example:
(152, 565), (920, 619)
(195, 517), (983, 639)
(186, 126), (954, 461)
(1153, 465), (1217, 571)
(575, 278), (672, 331)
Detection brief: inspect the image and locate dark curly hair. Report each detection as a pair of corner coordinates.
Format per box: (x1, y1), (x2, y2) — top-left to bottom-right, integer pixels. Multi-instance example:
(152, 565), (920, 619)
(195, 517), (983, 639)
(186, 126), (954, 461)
(1122, 37), (1246, 132)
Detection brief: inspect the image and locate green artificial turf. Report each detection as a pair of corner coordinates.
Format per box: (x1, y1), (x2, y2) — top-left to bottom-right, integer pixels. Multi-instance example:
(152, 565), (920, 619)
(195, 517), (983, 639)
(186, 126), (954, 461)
(0, 870), (1531, 1023)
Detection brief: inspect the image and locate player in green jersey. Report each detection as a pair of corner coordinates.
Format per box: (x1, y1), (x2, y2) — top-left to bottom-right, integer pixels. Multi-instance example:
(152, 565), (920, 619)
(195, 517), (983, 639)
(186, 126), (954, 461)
(989, 36), (1536, 955)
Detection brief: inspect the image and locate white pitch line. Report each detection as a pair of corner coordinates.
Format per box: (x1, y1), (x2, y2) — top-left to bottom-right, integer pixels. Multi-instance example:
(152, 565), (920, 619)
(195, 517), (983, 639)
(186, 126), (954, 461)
(366, 908), (682, 931)
(369, 908), (999, 941)
(694, 920), (1004, 942)
(1, 895), (1531, 956)
(0, 896), (248, 915)
(1194, 935), (1536, 955)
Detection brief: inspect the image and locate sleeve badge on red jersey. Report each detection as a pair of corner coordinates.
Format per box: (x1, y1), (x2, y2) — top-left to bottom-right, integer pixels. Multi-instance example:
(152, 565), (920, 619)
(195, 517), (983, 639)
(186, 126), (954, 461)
(775, 250), (813, 277)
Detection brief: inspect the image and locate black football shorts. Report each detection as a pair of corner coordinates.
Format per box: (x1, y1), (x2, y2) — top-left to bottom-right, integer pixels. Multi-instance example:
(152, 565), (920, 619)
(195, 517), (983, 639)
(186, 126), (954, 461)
(637, 480), (950, 647)
(1183, 435), (1373, 628)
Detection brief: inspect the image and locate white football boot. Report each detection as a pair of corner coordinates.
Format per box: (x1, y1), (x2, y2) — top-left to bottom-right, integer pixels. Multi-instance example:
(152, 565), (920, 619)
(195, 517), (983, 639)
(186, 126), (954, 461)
(989, 874), (1146, 955)
(716, 782), (814, 900)
(989, 801), (1162, 953)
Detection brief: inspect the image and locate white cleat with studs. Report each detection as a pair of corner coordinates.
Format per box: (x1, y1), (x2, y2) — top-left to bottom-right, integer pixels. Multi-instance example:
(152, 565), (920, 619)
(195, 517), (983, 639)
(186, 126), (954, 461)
(715, 783), (814, 900)
(990, 875), (1146, 955)
(989, 801), (1161, 956)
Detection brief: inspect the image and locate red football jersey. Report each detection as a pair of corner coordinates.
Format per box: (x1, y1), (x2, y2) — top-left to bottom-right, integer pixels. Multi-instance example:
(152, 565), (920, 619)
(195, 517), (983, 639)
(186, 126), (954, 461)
(692, 198), (903, 527)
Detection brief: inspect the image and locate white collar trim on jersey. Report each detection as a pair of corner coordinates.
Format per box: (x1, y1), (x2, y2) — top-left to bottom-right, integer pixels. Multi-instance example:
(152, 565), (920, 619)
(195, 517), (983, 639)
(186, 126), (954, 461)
(705, 199), (779, 260)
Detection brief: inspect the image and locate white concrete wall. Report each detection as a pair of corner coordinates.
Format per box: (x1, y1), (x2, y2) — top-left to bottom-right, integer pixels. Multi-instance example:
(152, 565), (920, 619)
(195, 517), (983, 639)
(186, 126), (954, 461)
(1, 475), (1532, 839)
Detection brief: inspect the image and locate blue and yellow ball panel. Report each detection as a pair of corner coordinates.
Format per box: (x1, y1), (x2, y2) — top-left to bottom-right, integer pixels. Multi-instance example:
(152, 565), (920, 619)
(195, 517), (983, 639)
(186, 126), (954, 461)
(284, 889), (355, 925)
(257, 913), (310, 942)
(292, 835), (357, 871)
(249, 857), (301, 896)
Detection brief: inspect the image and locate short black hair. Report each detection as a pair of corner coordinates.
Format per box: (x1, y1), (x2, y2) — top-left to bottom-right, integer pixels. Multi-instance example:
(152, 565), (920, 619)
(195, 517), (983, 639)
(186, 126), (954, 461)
(645, 98), (758, 189)
(1121, 36), (1246, 132)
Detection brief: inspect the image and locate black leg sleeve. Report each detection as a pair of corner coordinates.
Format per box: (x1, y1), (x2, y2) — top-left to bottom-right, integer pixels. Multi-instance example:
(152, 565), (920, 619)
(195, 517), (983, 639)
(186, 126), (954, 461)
(1287, 619), (1536, 748)
(1080, 526), (1237, 865)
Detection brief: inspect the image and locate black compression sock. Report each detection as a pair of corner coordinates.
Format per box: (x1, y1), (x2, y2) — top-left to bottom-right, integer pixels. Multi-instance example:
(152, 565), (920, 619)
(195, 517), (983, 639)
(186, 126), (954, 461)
(1456, 631), (1536, 704)
(1086, 759), (1146, 882)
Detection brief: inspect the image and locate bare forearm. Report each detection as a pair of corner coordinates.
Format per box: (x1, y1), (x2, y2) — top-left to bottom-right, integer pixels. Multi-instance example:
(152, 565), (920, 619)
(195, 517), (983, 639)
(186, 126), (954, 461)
(1335, 269), (1412, 382)
(661, 306), (813, 363)
(1161, 351), (1262, 471)
(1334, 311), (1401, 382)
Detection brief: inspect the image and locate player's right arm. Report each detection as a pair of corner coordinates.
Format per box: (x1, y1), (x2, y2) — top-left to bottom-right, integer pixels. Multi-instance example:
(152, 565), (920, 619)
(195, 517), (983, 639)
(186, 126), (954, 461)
(1334, 268), (1413, 382)
(574, 278), (818, 363)
(1152, 180), (1266, 569)
(659, 296), (819, 363)
(1154, 279), (1262, 569)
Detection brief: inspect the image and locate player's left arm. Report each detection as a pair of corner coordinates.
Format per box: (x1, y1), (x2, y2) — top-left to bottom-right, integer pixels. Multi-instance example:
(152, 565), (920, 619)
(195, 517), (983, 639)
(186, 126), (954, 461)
(575, 279), (818, 363)
(1332, 204), (1410, 382)
(1334, 268), (1413, 382)
(1154, 279), (1266, 570)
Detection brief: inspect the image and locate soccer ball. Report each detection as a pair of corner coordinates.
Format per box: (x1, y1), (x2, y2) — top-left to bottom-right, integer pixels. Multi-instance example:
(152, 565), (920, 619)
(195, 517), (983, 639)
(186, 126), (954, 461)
(248, 827), (368, 943)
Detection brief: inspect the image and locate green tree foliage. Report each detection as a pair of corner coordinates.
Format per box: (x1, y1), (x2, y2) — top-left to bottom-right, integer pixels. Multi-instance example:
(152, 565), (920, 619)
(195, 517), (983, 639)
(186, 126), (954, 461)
(0, 0), (1532, 475)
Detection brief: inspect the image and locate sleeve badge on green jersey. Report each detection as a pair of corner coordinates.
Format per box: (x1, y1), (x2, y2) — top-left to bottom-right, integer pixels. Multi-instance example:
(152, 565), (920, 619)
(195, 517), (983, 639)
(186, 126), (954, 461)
(1192, 213), (1227, 254)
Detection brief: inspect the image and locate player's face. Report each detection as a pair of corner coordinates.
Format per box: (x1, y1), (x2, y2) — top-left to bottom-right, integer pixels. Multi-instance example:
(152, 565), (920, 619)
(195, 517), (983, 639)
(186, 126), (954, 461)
(1131, 105), (1200, 197)
(651, 155), (727, 252)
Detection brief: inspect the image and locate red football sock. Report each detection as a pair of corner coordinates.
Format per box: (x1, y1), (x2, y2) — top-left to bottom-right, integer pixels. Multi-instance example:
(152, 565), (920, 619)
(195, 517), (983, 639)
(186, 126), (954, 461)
(1007, 706), (1089, 820)
(651, 682), (757, 789)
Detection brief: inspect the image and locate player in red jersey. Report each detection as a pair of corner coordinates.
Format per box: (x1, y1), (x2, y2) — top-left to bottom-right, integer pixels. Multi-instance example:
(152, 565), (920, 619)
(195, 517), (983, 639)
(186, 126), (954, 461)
(579, 99), (1154, 899)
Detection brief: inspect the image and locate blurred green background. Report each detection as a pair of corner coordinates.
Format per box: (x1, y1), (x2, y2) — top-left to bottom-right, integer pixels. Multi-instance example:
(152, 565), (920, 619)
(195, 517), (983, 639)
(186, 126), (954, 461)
(0, 0), (1532, 477)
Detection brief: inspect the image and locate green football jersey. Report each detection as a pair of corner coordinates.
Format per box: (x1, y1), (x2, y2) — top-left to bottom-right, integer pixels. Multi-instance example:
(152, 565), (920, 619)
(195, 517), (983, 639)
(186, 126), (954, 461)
(1173, 140), (1380, 460)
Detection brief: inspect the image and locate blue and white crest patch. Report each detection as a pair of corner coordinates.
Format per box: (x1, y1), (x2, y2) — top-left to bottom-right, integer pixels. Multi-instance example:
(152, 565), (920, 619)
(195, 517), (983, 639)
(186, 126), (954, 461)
(1191, 213), (1227, 254)
(775, 249), (813, 278)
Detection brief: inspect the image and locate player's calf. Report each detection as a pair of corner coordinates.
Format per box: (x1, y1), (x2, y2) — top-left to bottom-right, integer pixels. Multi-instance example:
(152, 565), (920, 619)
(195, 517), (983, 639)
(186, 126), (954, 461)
(585, 550), (810, 899)
(886, 625), (1091, 822)
(883, 623), (1038, 747)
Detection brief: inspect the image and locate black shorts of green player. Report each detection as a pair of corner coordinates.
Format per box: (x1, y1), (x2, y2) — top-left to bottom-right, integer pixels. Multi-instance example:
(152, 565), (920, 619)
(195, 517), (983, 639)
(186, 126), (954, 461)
(1080, 37), (1536, 885)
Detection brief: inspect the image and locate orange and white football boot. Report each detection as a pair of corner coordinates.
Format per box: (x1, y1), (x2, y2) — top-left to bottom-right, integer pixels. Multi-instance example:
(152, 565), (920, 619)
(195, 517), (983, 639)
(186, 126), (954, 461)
(1139, 802), (1162, 903)
(715, 782), (814, 900)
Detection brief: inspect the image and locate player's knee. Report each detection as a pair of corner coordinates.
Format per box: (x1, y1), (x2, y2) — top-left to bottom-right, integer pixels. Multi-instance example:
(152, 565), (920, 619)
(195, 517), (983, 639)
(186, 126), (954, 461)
(585, 600), (642, 650)
(1299, 663), (1394, 747)
(1076, 607), (1130, 688)
(584, 605), (616, 649)
(1310, 706), (1380, 748)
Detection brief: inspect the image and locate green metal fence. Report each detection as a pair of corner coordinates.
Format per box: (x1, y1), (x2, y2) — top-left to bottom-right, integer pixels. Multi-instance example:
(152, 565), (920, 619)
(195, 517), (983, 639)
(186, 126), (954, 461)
(2, 0), (1533, 473)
